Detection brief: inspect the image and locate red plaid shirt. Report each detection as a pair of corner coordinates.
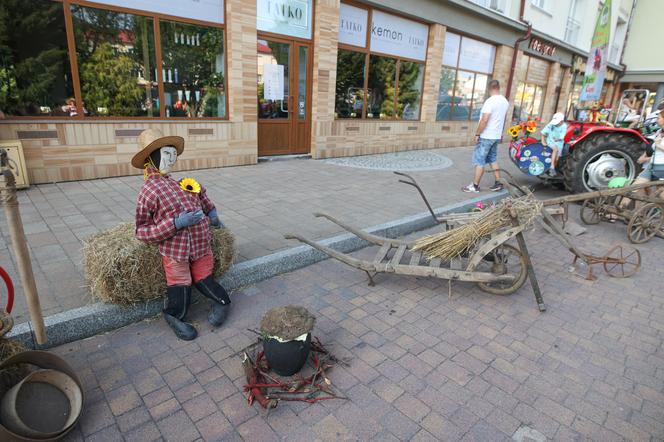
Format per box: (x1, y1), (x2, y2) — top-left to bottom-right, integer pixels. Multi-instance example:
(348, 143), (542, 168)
(135, 172), (215, 262)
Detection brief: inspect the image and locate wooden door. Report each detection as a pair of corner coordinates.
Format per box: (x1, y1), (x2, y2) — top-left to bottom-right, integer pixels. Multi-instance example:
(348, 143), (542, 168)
(257, 37), (311, 156)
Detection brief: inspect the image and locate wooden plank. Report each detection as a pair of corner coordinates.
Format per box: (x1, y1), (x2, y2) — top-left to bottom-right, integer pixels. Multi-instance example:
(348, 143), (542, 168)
(409, 251), (422, 266)
(390, 245), (407, 266)
(450, 257), (463, 270)
(429, 257), (442, 268)
(373, 243), (392, 264)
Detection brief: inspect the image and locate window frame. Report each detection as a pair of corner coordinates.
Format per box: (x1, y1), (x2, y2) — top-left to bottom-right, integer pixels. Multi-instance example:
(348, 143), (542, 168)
(335, 1), (428, 121)
(437, 30), (496, 122)
(4, 0), (229, 121)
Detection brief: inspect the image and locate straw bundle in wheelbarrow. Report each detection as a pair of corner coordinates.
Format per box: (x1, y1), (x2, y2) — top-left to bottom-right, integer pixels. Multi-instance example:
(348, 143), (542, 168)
(83, 223), (234, 305)
(413, 197), (542, 261)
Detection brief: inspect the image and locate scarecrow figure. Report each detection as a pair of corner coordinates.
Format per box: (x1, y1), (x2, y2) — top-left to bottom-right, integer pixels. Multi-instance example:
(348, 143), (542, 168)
(132, 129), (230, 341)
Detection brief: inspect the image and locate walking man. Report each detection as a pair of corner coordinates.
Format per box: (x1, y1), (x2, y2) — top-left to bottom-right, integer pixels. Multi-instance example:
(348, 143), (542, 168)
(462, 80), (509, 192)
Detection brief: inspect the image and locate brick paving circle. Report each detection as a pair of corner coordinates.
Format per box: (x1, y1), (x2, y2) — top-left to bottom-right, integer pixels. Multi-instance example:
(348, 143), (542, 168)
(323, 150), (454, 171)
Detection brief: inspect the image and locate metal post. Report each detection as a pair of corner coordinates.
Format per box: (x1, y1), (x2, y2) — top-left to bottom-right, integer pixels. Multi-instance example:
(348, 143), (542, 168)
(0, 149), (47, 344)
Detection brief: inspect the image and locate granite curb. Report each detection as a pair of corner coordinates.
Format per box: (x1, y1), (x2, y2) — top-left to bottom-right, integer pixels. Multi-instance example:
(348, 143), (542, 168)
(9, 191), (507, 349)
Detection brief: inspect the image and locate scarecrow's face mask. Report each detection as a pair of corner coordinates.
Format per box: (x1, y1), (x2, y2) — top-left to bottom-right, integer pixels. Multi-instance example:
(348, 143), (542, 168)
(159, 146), (178, 174)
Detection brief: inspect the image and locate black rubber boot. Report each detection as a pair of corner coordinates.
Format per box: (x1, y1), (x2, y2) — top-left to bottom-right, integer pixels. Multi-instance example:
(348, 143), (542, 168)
(163, 313), (197, 341)
(194, 276), (231, 327)
(163, 285), (197, 340)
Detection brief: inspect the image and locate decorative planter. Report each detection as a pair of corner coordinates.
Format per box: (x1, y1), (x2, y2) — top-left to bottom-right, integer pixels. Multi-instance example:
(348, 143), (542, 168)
(263, 333), (311, 376)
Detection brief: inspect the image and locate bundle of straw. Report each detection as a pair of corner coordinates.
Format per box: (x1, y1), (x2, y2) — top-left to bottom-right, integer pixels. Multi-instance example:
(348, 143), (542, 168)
(83, 223), (234, 305)
(0, 311), (28, 397)
(413, 197), (541, 261)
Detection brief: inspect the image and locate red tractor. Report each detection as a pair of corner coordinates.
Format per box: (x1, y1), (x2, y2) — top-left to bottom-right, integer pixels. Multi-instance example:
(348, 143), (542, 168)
(511, 89), (655, 193)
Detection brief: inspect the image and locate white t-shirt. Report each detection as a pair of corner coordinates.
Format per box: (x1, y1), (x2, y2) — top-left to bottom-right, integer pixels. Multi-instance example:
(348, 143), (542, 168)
(479, 94), (509, 140)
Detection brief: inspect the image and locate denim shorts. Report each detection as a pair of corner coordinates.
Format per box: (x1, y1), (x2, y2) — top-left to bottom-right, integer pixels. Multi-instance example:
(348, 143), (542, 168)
(473, 138), (500, 166)
(639, 162), (664, 181)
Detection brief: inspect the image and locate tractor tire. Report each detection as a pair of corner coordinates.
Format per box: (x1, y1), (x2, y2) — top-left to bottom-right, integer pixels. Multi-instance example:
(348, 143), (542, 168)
(563, 133), (644, 194)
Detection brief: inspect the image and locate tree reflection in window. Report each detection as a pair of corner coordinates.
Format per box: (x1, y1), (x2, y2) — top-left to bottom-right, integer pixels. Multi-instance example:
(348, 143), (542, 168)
(160, 20), (226, 118)
(397, 61), (424, 120)
(367, 56), (396, 119)
(335, 49), (365, 119)
(0, 0), (73, 116)
(72, 5), (157, 117)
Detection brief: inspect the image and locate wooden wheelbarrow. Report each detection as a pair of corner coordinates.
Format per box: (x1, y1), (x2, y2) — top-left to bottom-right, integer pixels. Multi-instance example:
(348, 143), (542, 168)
(286, 210), (547, 312)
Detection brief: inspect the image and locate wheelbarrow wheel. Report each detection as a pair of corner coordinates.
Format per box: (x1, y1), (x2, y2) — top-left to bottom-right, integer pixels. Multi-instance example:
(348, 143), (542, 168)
(603, 244), (641, 278)
(580, 198), (605, 225)
(627, 203), (663, 244)
(477, 244), (528, 296)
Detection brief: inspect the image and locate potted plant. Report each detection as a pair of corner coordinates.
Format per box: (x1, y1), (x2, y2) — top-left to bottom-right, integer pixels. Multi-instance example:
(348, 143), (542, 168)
(259, 306), (315, 376)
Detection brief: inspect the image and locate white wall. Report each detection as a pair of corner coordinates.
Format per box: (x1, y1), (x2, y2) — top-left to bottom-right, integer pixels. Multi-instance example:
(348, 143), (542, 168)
(622, 0), (661, 70)
(523, 0), (574, 42)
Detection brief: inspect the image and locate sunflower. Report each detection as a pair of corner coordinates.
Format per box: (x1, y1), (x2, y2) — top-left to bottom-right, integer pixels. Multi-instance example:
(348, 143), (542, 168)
(179, 177), (201, 193)
(508, 125), (521, 138)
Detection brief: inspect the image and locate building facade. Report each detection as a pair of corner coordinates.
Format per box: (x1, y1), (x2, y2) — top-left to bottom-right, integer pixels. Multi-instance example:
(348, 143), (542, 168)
(0, 0), (631, 184)
(620, 0), (664, 110)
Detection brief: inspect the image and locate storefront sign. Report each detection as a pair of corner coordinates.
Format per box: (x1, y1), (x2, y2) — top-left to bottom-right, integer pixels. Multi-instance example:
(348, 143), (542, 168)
(370, 10), (428, 61)
(528, 38), (556, 57)
(443, 32), (461, 66)
(87, 0), (224, 24)
(263, 64), (285, 101)
(459, 38), (495, 74)
(580, 0), (611, 101)
(338, 3), (368, 48)
(257, 0), (312, 39)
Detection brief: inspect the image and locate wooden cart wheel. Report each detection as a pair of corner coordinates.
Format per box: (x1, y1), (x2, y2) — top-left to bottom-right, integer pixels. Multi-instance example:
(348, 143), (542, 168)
(580, 197), (605, 225)
(627, 203), (664, 244)
(603, 244), (641, 278)
(477, 244), (528, 296)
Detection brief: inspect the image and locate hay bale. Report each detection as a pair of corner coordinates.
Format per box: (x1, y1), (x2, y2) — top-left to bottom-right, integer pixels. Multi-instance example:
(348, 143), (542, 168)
(83, 223), (234, 305)
(260, 306), (316, 341)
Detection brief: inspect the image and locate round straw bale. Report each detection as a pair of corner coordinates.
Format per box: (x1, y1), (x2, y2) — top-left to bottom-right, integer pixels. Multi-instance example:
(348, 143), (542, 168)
(83, 223), (234, 305)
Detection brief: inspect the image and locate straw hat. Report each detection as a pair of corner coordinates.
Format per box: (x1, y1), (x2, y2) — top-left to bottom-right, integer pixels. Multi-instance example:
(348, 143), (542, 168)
(131, 129), (184, 169)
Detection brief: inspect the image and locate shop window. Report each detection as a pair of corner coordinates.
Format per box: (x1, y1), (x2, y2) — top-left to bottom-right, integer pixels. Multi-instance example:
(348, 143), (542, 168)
(334, 5), (427, 121)
(334, 49), (366, 119)
(0, 0), (74, 116)
(437, 32), (495, 121)
(397, 61), (424, 120)
(512, 82), (546, 122)
(367, 56), (396, 119)
(160, 20), (226, 118)
(72, 5), (158, 117)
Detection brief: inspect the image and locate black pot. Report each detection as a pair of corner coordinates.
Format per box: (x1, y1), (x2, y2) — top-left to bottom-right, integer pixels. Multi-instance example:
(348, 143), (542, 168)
(263, 333), (311, 376)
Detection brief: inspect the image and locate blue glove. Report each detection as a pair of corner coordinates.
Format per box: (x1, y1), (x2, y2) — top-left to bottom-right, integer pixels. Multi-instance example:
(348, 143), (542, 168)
(174, 210), (204, 230)
(207, 209), (225, 229)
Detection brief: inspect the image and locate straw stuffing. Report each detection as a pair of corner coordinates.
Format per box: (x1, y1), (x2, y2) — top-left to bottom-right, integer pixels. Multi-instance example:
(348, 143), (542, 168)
(413, 197), (542, 261)
(83, 223), (234, 305)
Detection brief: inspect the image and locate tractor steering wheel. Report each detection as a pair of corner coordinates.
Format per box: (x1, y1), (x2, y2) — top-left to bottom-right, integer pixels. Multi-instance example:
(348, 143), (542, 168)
(0, 266), (14, 314)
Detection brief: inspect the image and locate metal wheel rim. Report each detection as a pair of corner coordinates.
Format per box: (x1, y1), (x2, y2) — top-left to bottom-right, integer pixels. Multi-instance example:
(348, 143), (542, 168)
(603, 244), (641, 278)
(627, 203), (663, 244)
(582, 150), (637, 192)
(580, 198), (605, 225)
(477, 244), (528, 296)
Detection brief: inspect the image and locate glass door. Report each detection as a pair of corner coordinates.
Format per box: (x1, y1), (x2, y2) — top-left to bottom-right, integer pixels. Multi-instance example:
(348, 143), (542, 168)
(257, 37), (311, 155)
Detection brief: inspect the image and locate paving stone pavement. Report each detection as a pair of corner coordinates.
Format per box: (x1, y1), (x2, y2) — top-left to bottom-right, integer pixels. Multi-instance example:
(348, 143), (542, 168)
(1, 145), (517, 324)
(51, 206), (664, 442)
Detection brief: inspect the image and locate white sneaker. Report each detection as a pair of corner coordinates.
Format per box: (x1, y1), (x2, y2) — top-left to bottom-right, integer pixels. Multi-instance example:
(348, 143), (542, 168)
(462, 183), (480, 193)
